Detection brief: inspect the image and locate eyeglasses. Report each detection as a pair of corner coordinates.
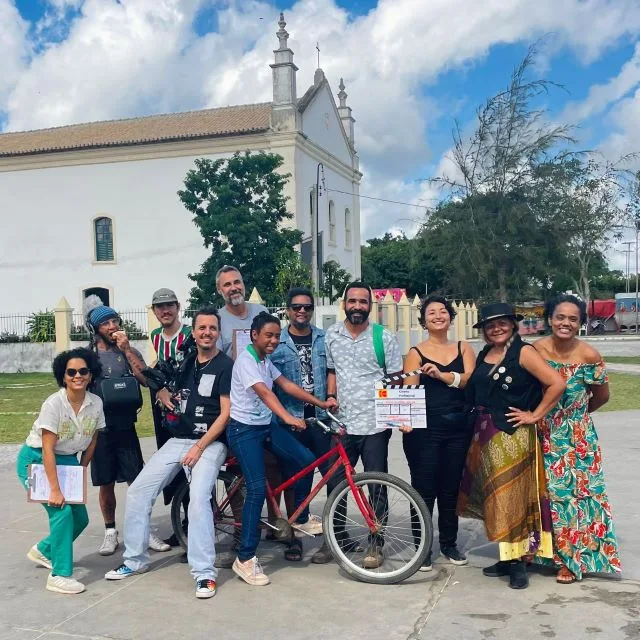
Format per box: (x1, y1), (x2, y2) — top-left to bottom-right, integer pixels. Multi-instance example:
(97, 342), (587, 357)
(66, 367), (90, 377)
(289, 304), (314, 312)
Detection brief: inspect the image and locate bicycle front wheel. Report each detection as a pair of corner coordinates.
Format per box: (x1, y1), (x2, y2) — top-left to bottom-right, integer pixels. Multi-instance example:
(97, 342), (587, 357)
(323, 471), (432, 584)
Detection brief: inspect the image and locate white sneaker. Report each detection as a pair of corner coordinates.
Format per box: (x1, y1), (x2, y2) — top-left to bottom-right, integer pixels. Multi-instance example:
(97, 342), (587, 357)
(148, 533), (171, 552)
(27, 545), (52, 569)
(46, 573), (85, 594)
(293, 513), (323, 536)
(99, 529), (119, 556)
(232, 556), (270, 586)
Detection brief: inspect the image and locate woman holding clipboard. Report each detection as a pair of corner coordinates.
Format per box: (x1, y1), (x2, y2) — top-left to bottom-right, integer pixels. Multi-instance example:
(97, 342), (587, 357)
(16, 347), (105, 594)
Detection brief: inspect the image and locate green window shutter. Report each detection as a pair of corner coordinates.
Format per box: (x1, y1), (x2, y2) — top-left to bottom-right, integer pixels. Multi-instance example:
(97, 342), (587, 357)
(95, 217), (114, 261)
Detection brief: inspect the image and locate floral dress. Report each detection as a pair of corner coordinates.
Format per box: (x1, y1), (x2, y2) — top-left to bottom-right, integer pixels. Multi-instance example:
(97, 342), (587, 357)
(536, 361), (621, 579)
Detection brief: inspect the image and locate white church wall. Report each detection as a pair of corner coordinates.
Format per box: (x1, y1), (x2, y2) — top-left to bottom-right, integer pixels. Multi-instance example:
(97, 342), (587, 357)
(293, 145), (360, 280)
(301, 85), (353, 168)
(0, 154), (222, 313)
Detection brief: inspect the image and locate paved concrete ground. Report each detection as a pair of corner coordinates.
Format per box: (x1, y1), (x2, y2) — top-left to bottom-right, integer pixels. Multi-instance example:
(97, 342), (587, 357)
(1, 410), (639, 640)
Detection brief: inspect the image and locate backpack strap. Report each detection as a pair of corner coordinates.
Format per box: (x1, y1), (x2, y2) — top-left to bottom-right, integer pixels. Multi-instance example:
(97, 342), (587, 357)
(372, 323), (386, 374)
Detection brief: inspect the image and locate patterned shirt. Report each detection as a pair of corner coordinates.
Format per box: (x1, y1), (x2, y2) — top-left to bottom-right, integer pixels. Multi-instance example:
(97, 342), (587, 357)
(150, 324), (192, 362)
(325, 322), (402, 436)
(26, 389), (106, 455)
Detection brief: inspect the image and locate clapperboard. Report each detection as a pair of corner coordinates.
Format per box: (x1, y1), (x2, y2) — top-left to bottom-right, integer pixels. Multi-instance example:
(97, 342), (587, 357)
(374, 369), (427, 429)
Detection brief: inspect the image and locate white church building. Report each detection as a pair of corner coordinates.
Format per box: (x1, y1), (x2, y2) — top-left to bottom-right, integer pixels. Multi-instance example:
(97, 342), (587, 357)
(0, 14), (362, 314)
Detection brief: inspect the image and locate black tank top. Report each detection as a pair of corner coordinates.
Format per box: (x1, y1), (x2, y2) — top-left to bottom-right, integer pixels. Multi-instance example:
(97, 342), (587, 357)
(412, 342), (465, 415)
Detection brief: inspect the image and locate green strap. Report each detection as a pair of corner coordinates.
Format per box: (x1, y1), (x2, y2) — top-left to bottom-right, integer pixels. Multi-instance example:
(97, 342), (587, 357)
(246, 344), (262, 363)
(372, 323), (386, 373)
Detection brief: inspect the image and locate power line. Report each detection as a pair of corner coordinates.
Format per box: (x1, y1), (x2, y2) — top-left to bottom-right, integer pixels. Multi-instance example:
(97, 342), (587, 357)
(325, 188), (432, 209)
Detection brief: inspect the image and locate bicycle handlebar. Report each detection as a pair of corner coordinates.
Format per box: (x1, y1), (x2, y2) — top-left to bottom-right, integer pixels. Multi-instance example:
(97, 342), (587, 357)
(305, 410), (348, 435)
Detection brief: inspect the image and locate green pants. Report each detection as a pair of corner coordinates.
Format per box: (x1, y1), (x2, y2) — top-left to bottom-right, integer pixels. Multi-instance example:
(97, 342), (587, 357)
(17, 445), (89, 577)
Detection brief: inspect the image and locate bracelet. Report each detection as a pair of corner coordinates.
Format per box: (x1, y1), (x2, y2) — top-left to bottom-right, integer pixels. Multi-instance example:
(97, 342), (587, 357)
(447, 371), (461, 388)
(195, 443), (204, 453)
(326, 393), (337, 400)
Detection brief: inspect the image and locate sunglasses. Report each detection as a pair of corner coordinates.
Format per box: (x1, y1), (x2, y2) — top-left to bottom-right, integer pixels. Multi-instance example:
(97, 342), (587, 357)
(66, 367), (90, 377)
(289, 304), (314, 312)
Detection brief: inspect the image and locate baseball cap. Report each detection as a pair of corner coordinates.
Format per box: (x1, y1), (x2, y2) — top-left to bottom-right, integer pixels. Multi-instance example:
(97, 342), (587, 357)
(152, 288), (179, 305)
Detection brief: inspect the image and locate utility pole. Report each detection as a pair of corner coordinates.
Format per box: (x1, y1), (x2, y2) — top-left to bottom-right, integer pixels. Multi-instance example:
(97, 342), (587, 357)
(312, 162), (325, 294)
(622, 241), (633, 293)
(635, 219), (639, 333)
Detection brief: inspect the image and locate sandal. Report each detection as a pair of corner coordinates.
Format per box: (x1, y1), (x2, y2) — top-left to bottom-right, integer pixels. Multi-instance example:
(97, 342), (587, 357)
(556, 566), (577, 584)
(284, 539), (303, 562)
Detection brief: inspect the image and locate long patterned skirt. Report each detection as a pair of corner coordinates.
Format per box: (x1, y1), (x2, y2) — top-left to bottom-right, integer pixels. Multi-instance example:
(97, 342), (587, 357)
(457, 409), (553, 561)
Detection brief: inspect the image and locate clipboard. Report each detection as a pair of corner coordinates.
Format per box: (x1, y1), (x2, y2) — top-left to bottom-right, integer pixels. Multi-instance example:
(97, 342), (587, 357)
(231, 329), (252, 361)
(27, 464), (87, 505)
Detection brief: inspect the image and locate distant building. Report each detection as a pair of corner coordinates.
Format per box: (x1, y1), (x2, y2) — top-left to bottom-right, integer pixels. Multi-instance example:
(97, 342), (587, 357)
(0, 13), (361, 312)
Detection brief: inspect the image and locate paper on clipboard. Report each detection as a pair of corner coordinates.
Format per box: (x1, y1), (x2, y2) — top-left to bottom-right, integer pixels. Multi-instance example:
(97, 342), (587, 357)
(27, 464), (87, 504)
(374, 386), (427, 429)
(232, 329), (252, 360)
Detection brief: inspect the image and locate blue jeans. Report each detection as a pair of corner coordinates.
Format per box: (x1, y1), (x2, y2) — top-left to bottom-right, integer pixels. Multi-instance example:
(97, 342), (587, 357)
(227, 419), (315, 561)
(122, 437), (227, 581)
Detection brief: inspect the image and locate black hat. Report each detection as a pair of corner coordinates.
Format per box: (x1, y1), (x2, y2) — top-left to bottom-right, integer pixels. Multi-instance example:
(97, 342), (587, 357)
(473, 302), (523, 329)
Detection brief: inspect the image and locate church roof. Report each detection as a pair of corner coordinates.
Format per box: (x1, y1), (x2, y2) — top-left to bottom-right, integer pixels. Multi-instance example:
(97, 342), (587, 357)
(0, 102), (272, 157)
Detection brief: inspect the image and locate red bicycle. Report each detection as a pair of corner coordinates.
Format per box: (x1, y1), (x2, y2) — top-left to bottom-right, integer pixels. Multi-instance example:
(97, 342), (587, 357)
(171, 411), (432, 584)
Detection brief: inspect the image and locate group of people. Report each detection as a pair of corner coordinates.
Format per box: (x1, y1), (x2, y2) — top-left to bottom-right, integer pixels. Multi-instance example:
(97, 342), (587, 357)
(16, 264), (621, 599)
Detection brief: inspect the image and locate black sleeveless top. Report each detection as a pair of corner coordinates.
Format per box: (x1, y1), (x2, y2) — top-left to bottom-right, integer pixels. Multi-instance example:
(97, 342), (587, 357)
(412, 342), (466, 415)
(467, 335), (542, 434)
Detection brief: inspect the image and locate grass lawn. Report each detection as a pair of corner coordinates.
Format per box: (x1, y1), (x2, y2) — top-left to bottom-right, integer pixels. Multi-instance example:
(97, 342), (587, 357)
(605, 356), (640, 365)
(0, 373), (154, 444)
(1, 370), (638, 444)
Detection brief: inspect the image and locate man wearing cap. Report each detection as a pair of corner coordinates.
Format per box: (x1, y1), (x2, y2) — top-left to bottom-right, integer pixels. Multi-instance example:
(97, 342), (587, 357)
(216, 265), (268, 358)
(149, 288), (192, 546)
(85, 299), (169, 556)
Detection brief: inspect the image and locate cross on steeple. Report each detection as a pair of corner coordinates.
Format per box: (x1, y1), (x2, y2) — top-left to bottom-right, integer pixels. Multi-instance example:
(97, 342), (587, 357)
(316, 42), (320, 69)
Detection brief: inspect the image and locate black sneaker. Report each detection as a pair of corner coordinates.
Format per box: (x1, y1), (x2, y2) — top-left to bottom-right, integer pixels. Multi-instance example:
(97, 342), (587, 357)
(163, 533), (180, 547)
(440, 545), (468, 566)
(509, 560), (529, 589)
(419, 551), (433, 572)
(482, 560), (511, 577)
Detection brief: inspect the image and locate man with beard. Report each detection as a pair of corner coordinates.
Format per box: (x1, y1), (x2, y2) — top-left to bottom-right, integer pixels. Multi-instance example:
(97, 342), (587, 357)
(323, 282), (403, 568)
(105, 307), (232, 599)
(216, 265), (268, 358)
(85, 299), (168, 556)
(270, 288), (330, 562)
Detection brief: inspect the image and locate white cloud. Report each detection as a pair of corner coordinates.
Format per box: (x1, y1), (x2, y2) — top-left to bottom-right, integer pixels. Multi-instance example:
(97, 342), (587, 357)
(0, 0), (30, 107)
(3, 0), (640, 241)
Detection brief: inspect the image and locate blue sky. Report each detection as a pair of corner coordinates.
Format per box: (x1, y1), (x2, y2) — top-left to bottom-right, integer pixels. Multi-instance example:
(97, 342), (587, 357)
(3, 0), (640, 267)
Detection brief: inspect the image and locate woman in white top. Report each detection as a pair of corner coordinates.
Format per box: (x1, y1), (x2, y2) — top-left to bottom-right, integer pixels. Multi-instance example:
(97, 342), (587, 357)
(16, 348), (106, 595)
(228, 312), (337, 586)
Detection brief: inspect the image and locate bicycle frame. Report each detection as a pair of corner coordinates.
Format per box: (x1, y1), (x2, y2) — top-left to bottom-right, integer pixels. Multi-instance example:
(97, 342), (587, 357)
(217, 436), (379, 532)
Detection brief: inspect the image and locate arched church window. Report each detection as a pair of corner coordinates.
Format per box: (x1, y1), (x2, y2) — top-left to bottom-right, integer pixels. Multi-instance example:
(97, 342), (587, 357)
(94, 217), (114, 262)
(329, 201), (336, 244)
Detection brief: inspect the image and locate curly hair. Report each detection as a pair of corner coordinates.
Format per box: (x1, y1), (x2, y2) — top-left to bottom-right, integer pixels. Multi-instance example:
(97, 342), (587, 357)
(418, 295), (457, 328)
(544, 294), (587, 327)
(250, 311), (281, 339)
(52, 347), (102, 389)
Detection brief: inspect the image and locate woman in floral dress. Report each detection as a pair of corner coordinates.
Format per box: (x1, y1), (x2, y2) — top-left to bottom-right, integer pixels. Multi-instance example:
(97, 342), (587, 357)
(534, 294), (621, 584)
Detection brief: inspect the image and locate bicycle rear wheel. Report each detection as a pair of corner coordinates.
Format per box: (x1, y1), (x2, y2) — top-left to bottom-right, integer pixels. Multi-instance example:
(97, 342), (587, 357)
(323, 471), (432, 584)
(170, 469), (244, 552)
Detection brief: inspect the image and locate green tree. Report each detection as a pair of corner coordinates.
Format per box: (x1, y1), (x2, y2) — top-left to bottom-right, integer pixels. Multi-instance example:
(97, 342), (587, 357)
(178, 151), (302, 307)
(361, 233), (442, 297)
(274, 248), (312, 303)
(319, 259), (352, 303)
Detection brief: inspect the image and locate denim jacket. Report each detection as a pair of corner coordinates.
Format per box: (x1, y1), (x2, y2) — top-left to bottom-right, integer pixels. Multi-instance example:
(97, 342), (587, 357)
(269, 325), (328, 420)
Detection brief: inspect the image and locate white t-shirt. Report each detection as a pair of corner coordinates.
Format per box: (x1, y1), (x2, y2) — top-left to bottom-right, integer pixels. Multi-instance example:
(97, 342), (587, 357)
(230, 347), (282, 425)
(25, 389), (106, 455)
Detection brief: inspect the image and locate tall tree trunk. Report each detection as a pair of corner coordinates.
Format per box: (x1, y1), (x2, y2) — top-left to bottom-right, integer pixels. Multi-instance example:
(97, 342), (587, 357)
(498, 265), (508, 302)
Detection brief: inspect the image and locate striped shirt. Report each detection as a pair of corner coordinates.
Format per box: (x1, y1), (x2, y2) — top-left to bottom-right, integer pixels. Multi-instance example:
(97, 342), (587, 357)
(150, 324), (191, 362)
